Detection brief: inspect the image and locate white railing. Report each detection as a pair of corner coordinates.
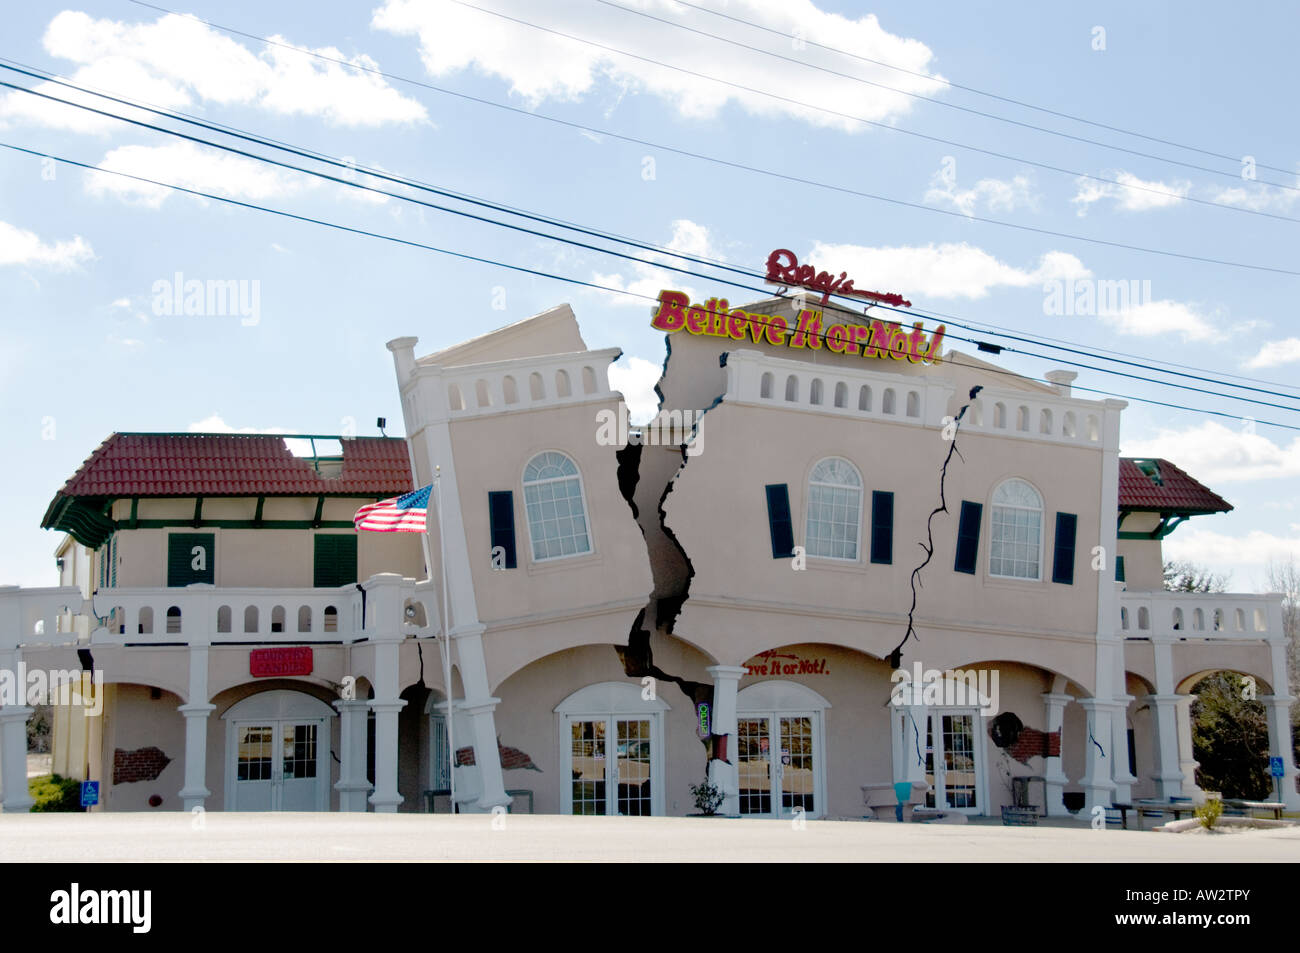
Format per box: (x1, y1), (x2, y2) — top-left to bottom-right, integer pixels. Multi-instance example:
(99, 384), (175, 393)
(1119, 590), (1285, 641)
(87, 585), (365, 645)
(961, 386), (1109, 449)
(440, 348), (622, 419)
(0, 586), (86, 647)
(723, 348), (954, 428)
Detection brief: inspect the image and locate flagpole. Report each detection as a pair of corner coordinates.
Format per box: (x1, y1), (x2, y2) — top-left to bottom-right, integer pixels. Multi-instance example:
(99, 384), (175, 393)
(433, 466), (457, 813)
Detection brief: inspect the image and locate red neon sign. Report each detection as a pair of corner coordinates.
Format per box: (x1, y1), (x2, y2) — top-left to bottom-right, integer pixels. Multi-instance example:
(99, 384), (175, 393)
(765, 248), (912, 308)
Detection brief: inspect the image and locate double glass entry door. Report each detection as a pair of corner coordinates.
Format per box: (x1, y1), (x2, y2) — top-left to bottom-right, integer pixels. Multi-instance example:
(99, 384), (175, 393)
(736, 714), (817, 817)
(569, 718), (654, 815)
(924, 711), (980, 811)
(232, 720), (323, 811)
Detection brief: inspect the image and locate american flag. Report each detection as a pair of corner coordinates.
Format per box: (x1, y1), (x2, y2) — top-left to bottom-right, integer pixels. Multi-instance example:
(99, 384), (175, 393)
(353, 485), (432, 533)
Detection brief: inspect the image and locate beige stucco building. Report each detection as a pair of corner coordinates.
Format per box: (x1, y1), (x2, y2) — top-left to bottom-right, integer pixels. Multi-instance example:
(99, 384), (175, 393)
(2, 296), (1295, 820)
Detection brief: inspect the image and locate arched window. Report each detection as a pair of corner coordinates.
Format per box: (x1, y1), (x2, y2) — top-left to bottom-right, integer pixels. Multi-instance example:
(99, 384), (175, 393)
(523, 451), (592, 561)
(833, 382), (848, 408)
(809, 379), (824, 405)
(760, 372), (774, 399)
(804, 457), (862, 561)
(989, 478), (1043, 580)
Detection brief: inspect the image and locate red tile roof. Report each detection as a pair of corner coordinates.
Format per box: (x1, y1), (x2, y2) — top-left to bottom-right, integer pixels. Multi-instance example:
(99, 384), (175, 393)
(55, 432), (414, 499)
(1118, 458), (1232, 514)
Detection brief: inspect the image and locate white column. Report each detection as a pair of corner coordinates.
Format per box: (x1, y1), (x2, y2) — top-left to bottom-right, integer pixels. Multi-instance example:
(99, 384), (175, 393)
(1109, 695), (1138, 804)
(1041, 692), (1072, 816)
(1146, 694), (1185, 799)
(450, 623), (510, 812)
(706, 665), (746, 816)
(1078, 698), (1115, 812)
(1173, 695), (1201, 800)
(333, 699), (371, 812)
(363, 574), (407, 812)
(0, 704), (34, 812)
(177, 645), (215, 812)
(1263, 696), (1300, 811)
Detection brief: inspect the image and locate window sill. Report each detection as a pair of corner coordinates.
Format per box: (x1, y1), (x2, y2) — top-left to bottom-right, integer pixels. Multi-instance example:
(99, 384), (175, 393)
(524, 550), (603, 576)
(984, 576), (1046, 592)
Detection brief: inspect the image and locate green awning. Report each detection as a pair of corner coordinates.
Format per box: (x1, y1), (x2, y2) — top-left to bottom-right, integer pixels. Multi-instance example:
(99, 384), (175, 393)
(41, 495), (116, 550)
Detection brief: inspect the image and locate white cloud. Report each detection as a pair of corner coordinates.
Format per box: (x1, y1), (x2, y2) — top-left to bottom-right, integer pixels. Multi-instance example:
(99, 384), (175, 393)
(1071, 171), (1190, 215)
(0, 11), (426, 133)
(608, 356), (662, 424)
(0, 220), (94, 269)
(85, 141), (310, 207)
(1206, 168), (1300, 212)
(1124, 421), (1300, 484)
(110, 297), (130, 308)
(1097, 299), (1217, 342)
(592, 218), (715, 306)
(188, 414), (292, 434)
(924, 172), (1036, 216)
(372, 0), (947, 131)
(807, 240), (1089, 300)
(1162, 528), (1300, 573)
(1244, 337), (1300, 369)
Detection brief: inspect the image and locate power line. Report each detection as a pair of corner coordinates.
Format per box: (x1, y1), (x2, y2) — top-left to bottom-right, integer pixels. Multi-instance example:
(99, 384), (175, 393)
(4, 138), (1295, 433)
(594, 0), (1300, 197)
(667, 0), (1300, 179)
(6, 68), (1299, 411)
(7, 62), (1299, 282)
(437, 0), (1300, 217)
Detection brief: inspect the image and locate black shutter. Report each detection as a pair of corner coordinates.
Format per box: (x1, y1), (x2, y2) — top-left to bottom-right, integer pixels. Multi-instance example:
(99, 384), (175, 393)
(1052, 512), (1078, 584)
(870, 491), (894, 564)
(765, 484), (795, 559)
(168, 533), (215, 587)
(488, 491), (518, 569)
(953, 501), (982, 574)
(314, 534), (358, 587)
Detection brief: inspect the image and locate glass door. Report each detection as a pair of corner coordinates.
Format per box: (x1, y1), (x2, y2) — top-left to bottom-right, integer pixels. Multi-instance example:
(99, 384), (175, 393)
(568, 717), (656, 815)
(737, 713), (819, 817)
(233, 719), (323, 811)
(570, 718), (608, 815)
(924, 711), (981, 811)
(615, 718), (652, 816)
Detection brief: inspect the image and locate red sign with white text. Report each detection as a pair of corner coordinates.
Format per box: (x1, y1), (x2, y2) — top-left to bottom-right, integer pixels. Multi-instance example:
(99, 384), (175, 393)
(250, 646), (313, 678)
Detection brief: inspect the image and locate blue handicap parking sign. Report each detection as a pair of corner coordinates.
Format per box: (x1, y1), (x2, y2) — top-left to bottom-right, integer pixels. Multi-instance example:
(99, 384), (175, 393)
(80, 781), (99, 807)
(1270, 757), (1285, 778)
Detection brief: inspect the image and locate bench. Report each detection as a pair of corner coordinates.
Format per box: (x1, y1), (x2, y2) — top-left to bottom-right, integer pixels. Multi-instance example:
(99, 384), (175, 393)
(1220, 799), (1285, 820)
(1133, 799), (1197, 830)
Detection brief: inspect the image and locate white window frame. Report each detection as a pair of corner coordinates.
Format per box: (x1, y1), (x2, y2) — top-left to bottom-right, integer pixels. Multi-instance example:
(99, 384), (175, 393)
(804, 456), (863, 563)
(736, 680), (830, 820)
(988, 477), (1044, 581)
(555, 681), (668, 816)
(923, 707), (989, 815)
(222, 689), (335, 812)
(522, 450), (594, 564)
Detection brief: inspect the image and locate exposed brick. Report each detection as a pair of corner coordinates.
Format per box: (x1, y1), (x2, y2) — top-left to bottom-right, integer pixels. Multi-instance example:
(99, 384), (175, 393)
(113, 746), (172, 784)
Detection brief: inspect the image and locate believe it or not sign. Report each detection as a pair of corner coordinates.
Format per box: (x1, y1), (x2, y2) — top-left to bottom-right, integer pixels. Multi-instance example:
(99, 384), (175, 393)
(249, 646), (313, 678)
(80, 780), (99, 808)
(650, 289), (944, 365)
(744, 650), (830, 677)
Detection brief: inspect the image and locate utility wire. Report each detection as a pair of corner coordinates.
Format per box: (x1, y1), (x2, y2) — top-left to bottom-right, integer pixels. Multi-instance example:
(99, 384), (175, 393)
(438, 0), (1300, 215)
(5, 72), (1299, 411)
(6, 64), (1300, 290)
(595, 0), (1300, 197)
(667, 0), (1300, 178)
(4, 138), (1296, 433)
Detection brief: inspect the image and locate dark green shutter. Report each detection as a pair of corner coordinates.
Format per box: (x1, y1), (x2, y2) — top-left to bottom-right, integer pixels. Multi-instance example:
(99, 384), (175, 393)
(314, 534), (358, 587)
(1052, 512), (1078, 584)
(765, 484), (795, 559)
(953, 501), (982, 574)
(1115, 555), (1126, 583)
(870, 491), (894, 564)
(168, 533), (215, 587)
(488, 491), (517, 569)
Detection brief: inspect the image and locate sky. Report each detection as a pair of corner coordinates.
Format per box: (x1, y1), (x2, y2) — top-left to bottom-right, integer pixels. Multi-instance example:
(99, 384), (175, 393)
(1, 0), (1298, 592)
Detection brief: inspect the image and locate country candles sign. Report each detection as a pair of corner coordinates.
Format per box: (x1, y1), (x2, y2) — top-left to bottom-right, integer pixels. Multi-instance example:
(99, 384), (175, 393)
(650, 289), (945, 364)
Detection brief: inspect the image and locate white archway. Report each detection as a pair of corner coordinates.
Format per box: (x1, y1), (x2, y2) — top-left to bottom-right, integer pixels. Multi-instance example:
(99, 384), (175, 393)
(222, 690), (335, 812)
(555, 681), (669, 816)
(736, 680), (830, 819)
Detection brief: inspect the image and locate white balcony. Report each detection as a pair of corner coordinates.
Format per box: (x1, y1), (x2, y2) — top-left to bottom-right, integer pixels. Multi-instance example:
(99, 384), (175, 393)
(960, 387), (1119, 451)
(1119, 590), (1285, 642)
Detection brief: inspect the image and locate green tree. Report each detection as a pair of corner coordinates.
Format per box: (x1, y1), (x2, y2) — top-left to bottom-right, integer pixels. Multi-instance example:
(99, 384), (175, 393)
(1189, 672), (1272, 799)
(1163, 560), (1230, 593)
